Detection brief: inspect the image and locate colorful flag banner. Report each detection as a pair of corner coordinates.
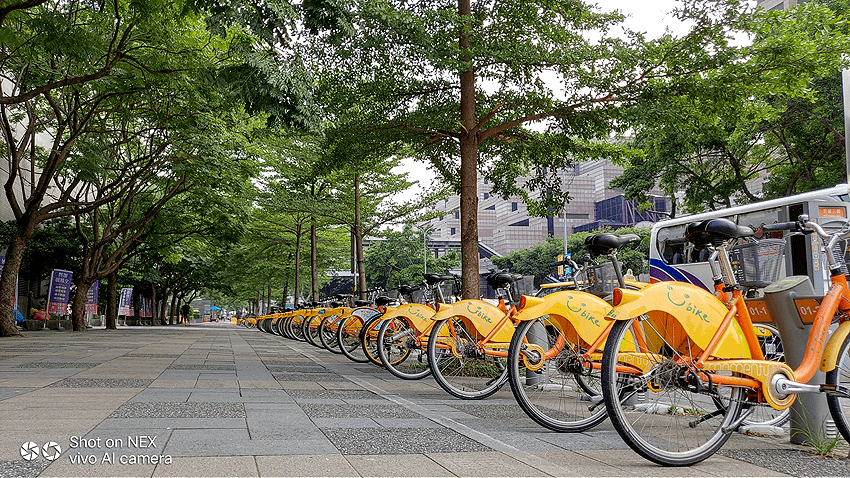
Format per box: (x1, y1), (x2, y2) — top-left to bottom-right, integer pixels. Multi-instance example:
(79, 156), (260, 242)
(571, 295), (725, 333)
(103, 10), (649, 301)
(85, 281), (99, 314)
(118, 288), (134, 316)
(47, 269), (73, 315)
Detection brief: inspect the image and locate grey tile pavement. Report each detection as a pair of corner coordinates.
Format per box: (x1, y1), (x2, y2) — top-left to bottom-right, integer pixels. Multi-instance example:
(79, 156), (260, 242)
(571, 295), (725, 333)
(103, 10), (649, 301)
(0, 323), (846, 477)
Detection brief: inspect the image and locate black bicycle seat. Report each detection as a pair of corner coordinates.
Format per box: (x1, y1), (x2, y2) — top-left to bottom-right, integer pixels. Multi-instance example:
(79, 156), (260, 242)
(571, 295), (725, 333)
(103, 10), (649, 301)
(374, 296), (392, 307)
(486, 271), (521, 289)
(424, 273), (455, 285)
(353, 300), (371, 307)
(397, 285), (419, 295)
(585, 233), (640, 257)
(686, 218), (753, 247)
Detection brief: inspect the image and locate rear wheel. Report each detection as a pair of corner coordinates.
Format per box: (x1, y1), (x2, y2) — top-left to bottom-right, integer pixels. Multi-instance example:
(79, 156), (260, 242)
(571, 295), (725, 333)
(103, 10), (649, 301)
(337, 314), (370, 363)
(826, 331), (850, 444)
(508, 316), (608, 432)
(319, 315), (342, 353)
(601, 317), (743, 466)
(427, 318), (508, 400)
(377, 316), (431, 380)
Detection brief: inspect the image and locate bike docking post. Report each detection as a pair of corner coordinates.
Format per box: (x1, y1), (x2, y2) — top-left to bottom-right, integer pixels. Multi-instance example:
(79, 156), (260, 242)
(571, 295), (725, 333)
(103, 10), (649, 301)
(763, 276), (836, 445)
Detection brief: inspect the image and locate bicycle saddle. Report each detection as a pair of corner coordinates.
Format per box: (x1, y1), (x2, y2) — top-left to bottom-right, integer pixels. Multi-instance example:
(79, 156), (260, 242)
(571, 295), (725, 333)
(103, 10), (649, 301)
(397, 285), (419, 295)
(486, 271), (521, 289)
(353, 299), (371, 307)
(685, 218), (753, 247)
(375, 296), (392, 307)
(585, 233), (640, 257)
(424, 273), (455, 285)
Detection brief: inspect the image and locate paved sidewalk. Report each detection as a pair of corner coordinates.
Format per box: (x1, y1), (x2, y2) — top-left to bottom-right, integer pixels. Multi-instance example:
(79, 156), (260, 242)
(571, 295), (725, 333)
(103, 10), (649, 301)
(0, 323), (848, 477)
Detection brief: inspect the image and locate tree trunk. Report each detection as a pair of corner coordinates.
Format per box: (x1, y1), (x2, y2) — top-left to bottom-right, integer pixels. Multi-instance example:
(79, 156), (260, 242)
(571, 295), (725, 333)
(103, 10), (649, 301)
(169, 293), (177, 325)
(311, 218), (319, 302)
(106, 271), (118, 329)
(71, 277), (93, 331)
(354, 172), (367, 300)
(0, 223), (35, 336)
(267, 283), (272, 312)
(294, 223), (302, 306)
(151, 282), (158, 325)
(458, 0), (480, 299)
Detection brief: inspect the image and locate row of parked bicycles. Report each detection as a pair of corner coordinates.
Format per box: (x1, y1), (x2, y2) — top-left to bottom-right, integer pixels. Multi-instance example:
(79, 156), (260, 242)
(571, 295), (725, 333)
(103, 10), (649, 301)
(240, 214), (850, 467)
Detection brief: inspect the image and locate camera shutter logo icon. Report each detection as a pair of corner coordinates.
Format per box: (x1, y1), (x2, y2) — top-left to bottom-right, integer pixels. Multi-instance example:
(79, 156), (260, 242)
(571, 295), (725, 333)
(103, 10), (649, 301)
(42, 442), (62, 461)
(20, 442), (39, 461)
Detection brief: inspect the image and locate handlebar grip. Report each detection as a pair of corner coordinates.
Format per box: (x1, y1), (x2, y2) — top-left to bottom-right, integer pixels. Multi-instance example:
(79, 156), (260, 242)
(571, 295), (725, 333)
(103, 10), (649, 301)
(762, 221), (798, 232)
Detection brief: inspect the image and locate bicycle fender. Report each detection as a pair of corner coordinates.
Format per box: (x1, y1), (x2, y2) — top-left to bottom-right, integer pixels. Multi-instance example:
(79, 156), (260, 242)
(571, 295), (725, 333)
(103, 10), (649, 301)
(605, 282), (751, 359)
(516, 290), (610, 346)
(380, 303), (436, 331)
(443, 300), (514, 343)
(821, 320), (850, 373)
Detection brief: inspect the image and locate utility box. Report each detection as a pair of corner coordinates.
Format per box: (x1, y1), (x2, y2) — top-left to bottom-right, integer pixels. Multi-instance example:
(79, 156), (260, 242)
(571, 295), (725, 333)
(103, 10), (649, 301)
(763, 275), (835, 444)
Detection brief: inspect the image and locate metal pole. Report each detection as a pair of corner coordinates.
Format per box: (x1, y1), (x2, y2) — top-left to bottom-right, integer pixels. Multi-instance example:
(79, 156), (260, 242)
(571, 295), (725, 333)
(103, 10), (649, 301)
(842, 69), (850, 184)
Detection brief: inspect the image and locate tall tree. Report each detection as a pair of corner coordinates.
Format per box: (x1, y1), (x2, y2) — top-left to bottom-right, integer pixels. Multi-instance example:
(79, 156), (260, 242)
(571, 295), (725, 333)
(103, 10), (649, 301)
(313, 0), (835, 298)
(613, 1), (850, 214)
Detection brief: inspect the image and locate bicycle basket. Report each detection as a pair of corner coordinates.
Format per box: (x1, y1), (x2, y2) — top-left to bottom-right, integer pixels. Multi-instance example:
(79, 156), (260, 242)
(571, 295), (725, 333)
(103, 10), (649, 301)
(729, 239), (786, 288)
(832, 240), (850, 276)
(580, 261), (618, 297)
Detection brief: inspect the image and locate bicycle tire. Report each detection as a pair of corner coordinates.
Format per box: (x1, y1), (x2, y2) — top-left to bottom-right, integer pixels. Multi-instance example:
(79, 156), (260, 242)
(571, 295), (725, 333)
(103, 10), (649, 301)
(289, 314), (306, 341)
(377, 316), (431, 380)
(319, 315), (343, 353)
(361, 315), (387, 366)
(272, 318), (286, 337)
(427, 317), (508, 400)
(601, 317), (744, 466)
(302, 314), (322, 347)
(337, 314), (370, 363)
(826, 330), (850, 444)
(508, 317), (608, 432)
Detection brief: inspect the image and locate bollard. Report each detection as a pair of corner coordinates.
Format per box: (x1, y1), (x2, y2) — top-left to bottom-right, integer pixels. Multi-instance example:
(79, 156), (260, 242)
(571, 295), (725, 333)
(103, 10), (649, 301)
(763, 276), (835, 444)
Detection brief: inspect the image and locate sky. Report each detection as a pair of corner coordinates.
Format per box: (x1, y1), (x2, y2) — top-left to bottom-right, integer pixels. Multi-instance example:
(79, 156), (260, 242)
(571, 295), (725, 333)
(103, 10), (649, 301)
(390, 0), (752, 204)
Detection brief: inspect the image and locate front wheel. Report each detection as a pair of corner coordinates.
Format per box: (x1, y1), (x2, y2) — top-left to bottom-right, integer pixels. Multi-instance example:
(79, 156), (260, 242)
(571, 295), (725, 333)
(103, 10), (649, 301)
(507, 317), (608, 432)
(377, 316), (431, 380)
(427, 318), (508, 400)
(601, 317), (743, 466)
(826, 330), (850, 444)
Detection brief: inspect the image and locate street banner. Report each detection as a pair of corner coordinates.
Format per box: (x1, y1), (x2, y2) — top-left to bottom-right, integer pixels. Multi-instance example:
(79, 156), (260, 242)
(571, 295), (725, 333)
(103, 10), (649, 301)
(118, 288), (134, 316)
(86, 281), (99, 314)
(47, 269), (73, 315)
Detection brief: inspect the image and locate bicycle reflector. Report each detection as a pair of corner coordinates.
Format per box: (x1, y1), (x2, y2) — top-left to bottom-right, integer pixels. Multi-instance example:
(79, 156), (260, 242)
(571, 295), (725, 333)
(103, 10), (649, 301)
(518, 295), (544, 310)
(611, 288), (641, 306)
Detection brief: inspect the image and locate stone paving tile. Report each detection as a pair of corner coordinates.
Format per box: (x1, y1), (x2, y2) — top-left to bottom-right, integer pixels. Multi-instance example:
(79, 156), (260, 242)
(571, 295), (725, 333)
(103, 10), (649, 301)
(312, 417), (381, 428)
(299, 403), (421, 419)
(322, 428), (492, 455)
(0, 459), (50, 478)
(426, 451), (550, 477)
(344, 454), (455, 477)
(152, 456), (258, 477)
(286, 389), (380, 400)
(0, 387), (37, 400)
(109, 402), (246, 419)
(718, 448), (848, 477)
(166, 364), (236, 371)
(48, 378), (153, 388)
(96, 418), (247, 430)
(15, 362), (101, 369)
(272, 372), (350, 382)
(256, 455), (358, 477)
